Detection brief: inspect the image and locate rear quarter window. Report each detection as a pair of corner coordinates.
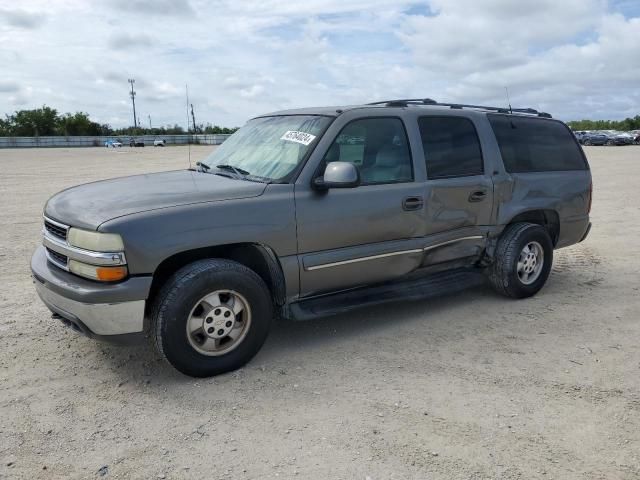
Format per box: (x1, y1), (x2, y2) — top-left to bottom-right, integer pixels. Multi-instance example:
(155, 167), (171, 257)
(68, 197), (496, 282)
(488, 114), (588, 172)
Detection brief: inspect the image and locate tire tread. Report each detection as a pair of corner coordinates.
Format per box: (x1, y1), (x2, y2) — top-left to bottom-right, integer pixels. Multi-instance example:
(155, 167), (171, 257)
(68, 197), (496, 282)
(488, 222), (551, 298)
(149, 259), (271, 375)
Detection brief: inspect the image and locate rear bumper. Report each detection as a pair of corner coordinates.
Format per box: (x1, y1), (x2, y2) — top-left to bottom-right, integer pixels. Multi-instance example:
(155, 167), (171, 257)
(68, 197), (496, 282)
(579, 222), (592, 243)
(31, 246), (151, 342)
(556, 215), (591, 249)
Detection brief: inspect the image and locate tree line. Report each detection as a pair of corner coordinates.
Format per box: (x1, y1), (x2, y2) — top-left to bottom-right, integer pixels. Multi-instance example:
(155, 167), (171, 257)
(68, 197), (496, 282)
(4, 105), (638, 137)
(566, 115), (640, 131)
(0, 106), (238, 137)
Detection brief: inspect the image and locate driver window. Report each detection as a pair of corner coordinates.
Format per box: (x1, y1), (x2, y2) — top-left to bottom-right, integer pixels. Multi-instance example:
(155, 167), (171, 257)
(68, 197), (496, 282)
(322, 118), (413, 185)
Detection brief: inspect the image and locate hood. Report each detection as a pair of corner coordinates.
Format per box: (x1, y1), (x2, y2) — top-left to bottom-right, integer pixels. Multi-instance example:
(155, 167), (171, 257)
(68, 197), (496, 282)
(45, 170), (267, 230)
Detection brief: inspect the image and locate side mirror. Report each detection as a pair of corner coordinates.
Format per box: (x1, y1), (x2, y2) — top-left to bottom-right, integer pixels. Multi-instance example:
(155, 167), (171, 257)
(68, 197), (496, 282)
(313, 162), (360, 190)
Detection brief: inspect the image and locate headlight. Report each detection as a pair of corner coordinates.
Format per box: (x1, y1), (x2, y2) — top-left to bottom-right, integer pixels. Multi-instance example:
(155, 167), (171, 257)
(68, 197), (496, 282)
(68, 260), (128, 282)
(67, 228), (124, 251)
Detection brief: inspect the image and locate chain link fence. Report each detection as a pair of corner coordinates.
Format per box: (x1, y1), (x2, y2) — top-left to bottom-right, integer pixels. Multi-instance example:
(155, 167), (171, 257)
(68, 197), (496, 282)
(0, 134), (231, 148)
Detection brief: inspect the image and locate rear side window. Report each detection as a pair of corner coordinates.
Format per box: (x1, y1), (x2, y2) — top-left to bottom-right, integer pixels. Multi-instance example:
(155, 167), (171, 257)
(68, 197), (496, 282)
(488, 115), (588, 172)
(418, 117), (484, 179)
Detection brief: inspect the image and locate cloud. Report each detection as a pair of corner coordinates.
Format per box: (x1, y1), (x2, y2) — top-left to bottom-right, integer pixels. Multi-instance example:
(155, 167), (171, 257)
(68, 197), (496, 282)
(108, 32), (153, 50)
(8, 94), (29, 106)
(239, 85), (265, 98)
(0, 8), (46, 29)
(401, 0), (604, 74)
(107, 0), (195, 17)
(144, 81), (182, 102)
(397, 3), (640, 118)
(0, 81), (20, 93)
(0, 0), (639, 127)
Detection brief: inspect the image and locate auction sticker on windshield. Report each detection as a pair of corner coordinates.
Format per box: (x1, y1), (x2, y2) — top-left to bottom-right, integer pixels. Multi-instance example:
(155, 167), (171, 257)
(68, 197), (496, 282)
(281, 131), (316, 146)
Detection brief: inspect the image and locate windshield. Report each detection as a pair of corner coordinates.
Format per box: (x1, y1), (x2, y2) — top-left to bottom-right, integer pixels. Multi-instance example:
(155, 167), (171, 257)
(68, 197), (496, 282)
(202, 115), (332, 181)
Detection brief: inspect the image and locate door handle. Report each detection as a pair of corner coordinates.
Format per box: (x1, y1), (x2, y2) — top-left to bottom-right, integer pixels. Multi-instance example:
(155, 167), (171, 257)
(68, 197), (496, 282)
(402, 196), (424, 211)
(468, 190), (487, 203)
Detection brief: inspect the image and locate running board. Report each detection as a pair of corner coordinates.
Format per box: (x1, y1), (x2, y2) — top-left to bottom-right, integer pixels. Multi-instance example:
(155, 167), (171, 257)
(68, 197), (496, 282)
(288, 268), (486, 321)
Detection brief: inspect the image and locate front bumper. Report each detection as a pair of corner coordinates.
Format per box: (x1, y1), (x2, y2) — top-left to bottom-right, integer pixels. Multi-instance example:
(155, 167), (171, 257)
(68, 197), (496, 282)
(31, 246), (152, 342)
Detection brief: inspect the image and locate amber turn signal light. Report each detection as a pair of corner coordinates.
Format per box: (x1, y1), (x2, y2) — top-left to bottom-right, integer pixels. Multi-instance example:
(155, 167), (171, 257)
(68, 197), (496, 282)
(95, 266), (128, 282)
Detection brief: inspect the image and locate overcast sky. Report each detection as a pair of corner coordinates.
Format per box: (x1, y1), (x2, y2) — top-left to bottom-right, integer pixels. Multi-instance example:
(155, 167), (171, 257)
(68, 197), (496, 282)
(1, 0), (639, 128)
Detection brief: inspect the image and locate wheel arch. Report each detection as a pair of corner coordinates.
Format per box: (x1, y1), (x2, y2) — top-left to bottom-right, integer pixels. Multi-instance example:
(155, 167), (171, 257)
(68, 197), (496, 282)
(145, 243), (287, 318)
(484, 208), (560, 265)
(504, 209), (560, 246)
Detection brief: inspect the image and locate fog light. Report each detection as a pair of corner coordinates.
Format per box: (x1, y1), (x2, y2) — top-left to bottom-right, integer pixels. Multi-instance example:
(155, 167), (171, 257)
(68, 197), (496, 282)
(68, 260), (128, 282)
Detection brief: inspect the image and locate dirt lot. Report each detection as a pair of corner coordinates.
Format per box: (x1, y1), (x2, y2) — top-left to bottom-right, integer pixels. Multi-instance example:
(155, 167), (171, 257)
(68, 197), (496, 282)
(0, 145), (638, 479)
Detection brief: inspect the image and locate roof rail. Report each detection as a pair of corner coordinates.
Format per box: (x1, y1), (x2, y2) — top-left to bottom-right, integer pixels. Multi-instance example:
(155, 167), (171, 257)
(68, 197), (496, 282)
(367, 98), (437, 106)
(367, 98), (552, 118)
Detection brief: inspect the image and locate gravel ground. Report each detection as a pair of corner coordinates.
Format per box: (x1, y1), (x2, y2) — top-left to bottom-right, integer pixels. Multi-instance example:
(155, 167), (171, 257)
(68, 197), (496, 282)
(0, 145), (639, 479)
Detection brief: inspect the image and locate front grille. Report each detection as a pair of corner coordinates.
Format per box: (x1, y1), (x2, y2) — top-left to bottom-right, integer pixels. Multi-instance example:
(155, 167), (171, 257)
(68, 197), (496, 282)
(44, 219), (68, 241)
(46, 247), (68, 267)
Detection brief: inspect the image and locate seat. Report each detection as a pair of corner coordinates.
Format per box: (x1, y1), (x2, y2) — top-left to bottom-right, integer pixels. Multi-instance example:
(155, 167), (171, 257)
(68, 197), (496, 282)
(361, 144), (411, 183)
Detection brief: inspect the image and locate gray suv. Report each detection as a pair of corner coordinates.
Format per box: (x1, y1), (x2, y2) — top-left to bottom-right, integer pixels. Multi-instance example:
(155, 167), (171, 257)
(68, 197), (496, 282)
(32, 99), (592, 377)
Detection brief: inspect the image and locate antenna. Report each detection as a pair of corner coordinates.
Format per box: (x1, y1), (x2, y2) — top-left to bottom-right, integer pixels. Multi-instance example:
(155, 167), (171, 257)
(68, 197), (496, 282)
(185, 84), (192, 169)
(504, 86), (513, 114)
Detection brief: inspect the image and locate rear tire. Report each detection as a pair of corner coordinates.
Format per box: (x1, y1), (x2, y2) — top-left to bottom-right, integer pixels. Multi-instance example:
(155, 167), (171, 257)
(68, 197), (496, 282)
(487, 223), (553, 299)
(150, 259), (273, 377)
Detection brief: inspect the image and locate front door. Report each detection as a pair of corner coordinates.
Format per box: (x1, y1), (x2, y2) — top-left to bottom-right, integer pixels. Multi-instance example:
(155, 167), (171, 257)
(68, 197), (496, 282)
(294, 117), (425, 297)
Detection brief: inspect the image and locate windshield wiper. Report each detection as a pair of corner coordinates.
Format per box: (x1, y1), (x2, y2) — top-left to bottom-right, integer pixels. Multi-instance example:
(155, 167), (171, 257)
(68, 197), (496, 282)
(197, 162), (270, 183)
(195, 161), (211, 172)
(216, 164), (250, 176)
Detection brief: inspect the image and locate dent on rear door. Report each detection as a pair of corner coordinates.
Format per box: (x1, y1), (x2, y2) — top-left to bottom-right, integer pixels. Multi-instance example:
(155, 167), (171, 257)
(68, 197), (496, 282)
(420, 176), (494, 265)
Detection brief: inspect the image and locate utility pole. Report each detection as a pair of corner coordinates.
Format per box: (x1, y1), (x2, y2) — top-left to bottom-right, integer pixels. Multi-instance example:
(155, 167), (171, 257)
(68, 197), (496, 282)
(128, 79), (137, 129)
(190, 103), (197, 134)
(148, 114), (152, 129)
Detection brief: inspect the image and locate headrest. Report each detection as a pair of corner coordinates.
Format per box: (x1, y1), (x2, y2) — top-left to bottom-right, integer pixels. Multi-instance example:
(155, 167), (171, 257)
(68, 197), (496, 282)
(375, 144), (404, 168)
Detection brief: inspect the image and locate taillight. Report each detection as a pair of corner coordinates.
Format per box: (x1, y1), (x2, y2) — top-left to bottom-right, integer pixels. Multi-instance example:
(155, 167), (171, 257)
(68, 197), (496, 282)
(587, 180), (592, 214)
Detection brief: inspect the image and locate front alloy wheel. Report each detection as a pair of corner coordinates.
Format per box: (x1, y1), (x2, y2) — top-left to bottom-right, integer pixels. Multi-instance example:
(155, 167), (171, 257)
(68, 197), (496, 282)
(186, 290), (251, 356)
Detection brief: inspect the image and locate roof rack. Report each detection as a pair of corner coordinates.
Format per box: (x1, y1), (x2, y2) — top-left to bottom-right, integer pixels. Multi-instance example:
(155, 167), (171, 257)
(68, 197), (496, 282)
(367, 99), (552, 118)
(368, 98), (437, 107)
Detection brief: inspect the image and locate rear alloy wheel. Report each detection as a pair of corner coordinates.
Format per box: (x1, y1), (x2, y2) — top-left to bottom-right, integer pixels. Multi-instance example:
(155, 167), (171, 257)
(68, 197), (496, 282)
(606, 140), (615, 146)
(516, 241), (544, 285)
(151, 259), (273, 377)
(487, 223), (553, 299)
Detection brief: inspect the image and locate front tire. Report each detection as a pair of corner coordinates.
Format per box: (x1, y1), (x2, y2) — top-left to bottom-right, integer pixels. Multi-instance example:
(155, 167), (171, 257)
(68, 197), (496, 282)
(487, 223), (553, 299)
(151, 259), (273, 377)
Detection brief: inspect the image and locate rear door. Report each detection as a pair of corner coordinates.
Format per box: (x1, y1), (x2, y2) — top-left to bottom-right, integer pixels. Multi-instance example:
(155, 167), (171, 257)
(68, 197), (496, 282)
(417, 115), (495, 265)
